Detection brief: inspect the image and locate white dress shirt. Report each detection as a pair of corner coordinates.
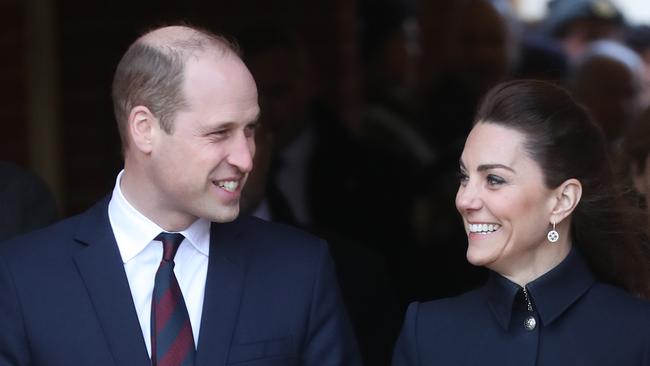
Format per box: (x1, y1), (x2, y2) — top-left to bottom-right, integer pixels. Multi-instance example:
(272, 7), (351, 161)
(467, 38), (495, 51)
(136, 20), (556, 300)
(108, 170), (210, 356)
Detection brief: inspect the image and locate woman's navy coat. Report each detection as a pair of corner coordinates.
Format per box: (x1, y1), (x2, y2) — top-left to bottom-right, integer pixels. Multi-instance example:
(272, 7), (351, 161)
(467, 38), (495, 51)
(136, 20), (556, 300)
(392, 248), (650, 365)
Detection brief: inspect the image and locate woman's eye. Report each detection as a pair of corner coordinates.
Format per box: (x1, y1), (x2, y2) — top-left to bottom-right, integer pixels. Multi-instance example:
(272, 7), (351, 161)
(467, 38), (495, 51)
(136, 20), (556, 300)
(487, 174), (506, 186)
(457, 171), (469, 185)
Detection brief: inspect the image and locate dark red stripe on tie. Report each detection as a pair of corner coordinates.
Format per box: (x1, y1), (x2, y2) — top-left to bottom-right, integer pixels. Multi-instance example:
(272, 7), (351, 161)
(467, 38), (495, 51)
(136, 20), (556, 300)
(158, 322), (194, 366)
(155, 285), (179, 332)
(151, 232), (195, 366)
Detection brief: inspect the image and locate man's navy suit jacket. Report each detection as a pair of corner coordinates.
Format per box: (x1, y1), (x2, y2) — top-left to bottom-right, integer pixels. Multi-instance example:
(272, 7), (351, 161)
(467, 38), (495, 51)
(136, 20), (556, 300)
(0, 197), (361, 366)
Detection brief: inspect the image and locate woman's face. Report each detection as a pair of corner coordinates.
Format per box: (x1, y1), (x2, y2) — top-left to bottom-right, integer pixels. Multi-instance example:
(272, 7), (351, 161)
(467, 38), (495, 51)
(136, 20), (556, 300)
(456, 122), (557, 276)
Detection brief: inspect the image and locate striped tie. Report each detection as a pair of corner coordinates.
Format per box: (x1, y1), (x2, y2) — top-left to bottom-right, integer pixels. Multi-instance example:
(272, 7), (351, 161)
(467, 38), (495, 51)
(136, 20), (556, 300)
(151, 232), (195, 366)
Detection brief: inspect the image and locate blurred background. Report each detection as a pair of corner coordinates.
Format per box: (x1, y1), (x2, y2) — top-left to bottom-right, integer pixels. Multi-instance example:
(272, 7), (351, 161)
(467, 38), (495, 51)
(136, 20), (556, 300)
(3, 0), (650, 364)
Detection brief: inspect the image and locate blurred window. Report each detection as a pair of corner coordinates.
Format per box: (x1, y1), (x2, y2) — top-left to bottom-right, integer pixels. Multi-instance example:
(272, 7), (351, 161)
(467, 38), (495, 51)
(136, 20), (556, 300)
(515, 0), (650, 24)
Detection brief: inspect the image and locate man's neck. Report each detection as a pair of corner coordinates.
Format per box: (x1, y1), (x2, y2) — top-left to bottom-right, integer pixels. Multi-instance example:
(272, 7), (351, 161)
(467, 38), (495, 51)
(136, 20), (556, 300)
(119, 165), (196, 232)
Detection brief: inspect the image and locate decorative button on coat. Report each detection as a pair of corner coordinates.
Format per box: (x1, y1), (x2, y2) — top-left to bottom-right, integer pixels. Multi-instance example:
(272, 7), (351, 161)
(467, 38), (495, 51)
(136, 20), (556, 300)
(524, 315), (537, 331)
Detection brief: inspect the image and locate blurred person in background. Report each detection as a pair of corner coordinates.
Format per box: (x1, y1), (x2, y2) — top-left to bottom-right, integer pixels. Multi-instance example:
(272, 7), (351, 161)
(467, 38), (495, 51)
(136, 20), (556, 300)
(403, 0), (520, 303)
(621, 107), (650, 217)
(567, 40), (646, 150)
(238, 22), (417, 261)
(358, 0), (434, 173)
(239, 22), (404, 365)
(544, 0), (626, 60)
(0, 161), (58, 242)
(626, 24), (650, 108)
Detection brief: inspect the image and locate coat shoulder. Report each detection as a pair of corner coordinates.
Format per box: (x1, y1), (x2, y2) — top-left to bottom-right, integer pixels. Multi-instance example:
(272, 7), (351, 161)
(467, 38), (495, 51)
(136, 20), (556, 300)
(232, 215), (327, 254)
(419, 287), (486, 315)
(585, 282), (650, 320)
(413, 287), (490, 333)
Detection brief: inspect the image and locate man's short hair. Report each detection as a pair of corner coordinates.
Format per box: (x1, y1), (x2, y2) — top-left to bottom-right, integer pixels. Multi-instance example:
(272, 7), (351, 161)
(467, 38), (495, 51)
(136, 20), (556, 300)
(111, 25), (240, 151)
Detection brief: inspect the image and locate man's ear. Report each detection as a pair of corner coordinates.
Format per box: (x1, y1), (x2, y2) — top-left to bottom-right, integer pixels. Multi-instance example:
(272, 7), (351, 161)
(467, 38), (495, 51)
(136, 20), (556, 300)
(128, 106), (158, 154)
(550, 178), (582, 224)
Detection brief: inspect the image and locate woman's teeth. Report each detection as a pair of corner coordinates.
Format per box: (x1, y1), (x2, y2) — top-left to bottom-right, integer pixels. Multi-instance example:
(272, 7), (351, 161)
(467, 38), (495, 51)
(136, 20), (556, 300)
(468, 223), (501, 234)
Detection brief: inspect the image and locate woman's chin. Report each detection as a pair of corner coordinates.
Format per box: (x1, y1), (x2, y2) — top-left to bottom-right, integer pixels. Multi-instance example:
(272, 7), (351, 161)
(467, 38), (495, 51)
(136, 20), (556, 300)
(466, 250), (490, 268)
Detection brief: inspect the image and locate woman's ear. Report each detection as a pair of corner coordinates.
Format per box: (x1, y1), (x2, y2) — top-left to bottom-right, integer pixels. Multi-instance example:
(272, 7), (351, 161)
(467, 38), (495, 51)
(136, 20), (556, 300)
(127, 106), (158, 154)
(550, 178), (582, 224)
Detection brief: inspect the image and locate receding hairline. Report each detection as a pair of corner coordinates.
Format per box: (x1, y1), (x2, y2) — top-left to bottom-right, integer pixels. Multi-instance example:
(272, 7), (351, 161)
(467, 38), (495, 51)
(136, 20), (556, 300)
(111, 25), (243, 151)
(136, 25), (239, 59)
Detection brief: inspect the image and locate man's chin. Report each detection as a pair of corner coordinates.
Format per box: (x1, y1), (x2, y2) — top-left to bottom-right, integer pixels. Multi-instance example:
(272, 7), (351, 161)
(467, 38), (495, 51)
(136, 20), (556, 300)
(208, 205), (240, 223)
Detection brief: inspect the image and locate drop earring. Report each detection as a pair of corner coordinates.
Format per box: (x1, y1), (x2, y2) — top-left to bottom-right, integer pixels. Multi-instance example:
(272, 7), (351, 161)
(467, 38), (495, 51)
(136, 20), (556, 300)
(547, 220), (559, 243)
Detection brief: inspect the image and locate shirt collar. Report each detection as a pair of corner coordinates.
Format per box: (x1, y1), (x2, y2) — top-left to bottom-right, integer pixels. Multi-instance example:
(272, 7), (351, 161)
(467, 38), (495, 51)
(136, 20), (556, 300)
(486, 247), (596, 330)
(108, 170), (210, 263)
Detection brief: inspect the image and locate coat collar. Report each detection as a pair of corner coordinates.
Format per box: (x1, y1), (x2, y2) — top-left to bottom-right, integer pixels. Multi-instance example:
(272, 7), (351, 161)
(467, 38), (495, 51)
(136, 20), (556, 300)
(486, 247), (596, 330)
(195, 217), (248, 366)
(73, 196), (151, 366)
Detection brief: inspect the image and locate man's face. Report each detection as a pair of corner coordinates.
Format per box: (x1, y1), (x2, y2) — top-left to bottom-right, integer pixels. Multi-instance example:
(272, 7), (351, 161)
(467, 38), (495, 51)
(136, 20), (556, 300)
(148, 52), (260, 226)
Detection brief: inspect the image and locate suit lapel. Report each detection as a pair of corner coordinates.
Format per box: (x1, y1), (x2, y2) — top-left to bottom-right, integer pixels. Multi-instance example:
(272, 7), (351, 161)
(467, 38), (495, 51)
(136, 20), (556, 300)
(73, 198), (150, 366)
(195, 219), (247, 366)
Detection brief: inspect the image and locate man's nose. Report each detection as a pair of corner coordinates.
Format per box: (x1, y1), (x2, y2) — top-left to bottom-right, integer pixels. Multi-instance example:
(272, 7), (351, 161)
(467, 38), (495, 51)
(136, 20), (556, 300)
(227, 133), (254, 173)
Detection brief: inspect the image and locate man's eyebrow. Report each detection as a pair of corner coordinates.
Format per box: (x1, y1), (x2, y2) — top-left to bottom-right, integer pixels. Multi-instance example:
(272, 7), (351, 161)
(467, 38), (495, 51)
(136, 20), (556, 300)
(200, 121), (234, 131)
(199, 112), (261, 133)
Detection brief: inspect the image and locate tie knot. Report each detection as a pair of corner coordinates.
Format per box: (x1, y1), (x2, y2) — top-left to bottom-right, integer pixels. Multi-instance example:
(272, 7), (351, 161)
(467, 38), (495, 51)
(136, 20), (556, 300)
(154, 232), (185, 262)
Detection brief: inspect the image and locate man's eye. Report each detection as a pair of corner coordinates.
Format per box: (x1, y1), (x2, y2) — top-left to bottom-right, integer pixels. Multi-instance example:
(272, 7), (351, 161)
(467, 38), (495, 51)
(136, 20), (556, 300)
(244, 124), (257, 138)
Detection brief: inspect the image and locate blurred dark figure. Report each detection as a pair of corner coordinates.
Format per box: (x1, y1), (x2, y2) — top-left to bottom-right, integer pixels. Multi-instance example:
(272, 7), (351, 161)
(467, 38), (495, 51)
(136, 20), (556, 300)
(238, 23), (416, 256)
(238, 23), (403, 366)
(449, 0), (515, 96)
(544, 0), (626, 60)
(240, 126), (402, 365)
(404, 0), (517, 303)
(237, 24), (358, 232)
(0, 161), (58, 241)
(236, 24), (319, 229)
(621, 107), (650, 215)
(567, 40), (645, 150)
(358, 0), (434, 173)
(357, 0), (435, 255)
(626, 25), (650, 61)
(619, 107), (650, 269)
(239, 123), (297, 225)
(625, 25), (650, 108)
(421, 0), (517, 161)
(515, 35), (569, 81)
